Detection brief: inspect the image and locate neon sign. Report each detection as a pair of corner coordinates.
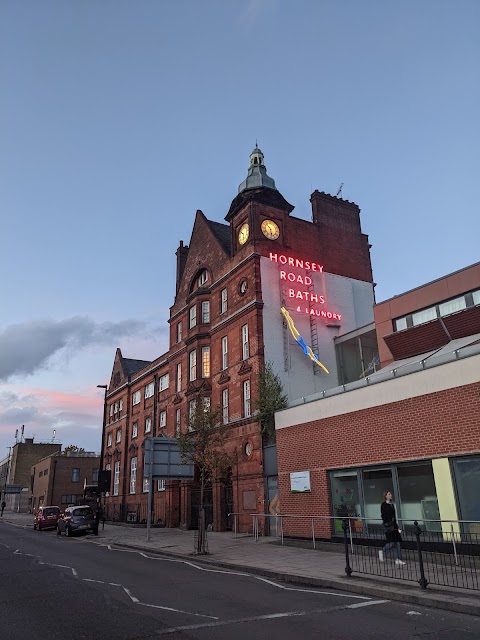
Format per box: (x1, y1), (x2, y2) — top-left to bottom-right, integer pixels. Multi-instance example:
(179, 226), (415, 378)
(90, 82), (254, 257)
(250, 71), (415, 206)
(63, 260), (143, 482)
(269, 252), (324, 272)
(269, 252), (342, 321)
(281, 307), (329, 373)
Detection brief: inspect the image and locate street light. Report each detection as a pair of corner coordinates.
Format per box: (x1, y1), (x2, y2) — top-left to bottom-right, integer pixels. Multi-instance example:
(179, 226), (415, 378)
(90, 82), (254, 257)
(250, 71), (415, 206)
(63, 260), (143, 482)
(96, 384), (108, 534)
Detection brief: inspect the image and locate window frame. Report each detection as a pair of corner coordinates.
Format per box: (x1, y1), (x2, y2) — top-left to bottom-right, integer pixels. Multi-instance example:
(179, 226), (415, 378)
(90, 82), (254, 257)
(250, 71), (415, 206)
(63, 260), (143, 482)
(201, 346), (210, 378)
(242, 324), (249, 360)
(221, 288), (227, 314)
(189, 305), (197, 329)
(189, 349), (197, 381)
(159, 373), (169, 391)
(222, 388), (229, 424)
(201, 300), (210, 324)
(145, 417), (152, 434)
(130, 457), (137, 494)
(243, 379), (251, 418)
(221, 336), (228, 370)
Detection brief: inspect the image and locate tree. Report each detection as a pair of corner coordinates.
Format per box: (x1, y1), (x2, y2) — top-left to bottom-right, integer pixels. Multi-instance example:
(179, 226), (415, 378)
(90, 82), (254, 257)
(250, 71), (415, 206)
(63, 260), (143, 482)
(255, 362), (288, 443)
(63, 445), (86, 454)
(176, 392), (235, 554)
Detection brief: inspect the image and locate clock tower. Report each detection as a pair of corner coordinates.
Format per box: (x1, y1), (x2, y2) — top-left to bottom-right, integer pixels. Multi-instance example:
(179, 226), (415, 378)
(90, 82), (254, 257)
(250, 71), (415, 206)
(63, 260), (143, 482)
(226, 146), (294, 254)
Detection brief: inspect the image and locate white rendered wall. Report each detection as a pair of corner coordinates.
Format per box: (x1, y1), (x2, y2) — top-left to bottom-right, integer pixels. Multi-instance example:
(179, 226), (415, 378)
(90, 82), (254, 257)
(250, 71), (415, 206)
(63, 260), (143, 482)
(260, 256), (375, 404)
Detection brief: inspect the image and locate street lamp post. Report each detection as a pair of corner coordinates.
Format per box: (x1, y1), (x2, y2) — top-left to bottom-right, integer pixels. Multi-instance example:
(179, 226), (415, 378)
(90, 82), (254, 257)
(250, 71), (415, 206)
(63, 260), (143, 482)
(96, 384), (108, 534)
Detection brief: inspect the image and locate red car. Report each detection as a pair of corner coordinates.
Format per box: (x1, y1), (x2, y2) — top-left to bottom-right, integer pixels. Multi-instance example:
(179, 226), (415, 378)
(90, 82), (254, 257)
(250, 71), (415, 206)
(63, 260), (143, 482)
(34, 506), (61, 531)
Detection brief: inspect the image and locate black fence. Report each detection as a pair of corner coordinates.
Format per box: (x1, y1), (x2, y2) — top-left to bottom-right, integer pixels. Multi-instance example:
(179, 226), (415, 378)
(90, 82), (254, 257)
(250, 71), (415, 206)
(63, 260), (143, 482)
(103, 498), (167, 527)
(342, 518), (480, 591)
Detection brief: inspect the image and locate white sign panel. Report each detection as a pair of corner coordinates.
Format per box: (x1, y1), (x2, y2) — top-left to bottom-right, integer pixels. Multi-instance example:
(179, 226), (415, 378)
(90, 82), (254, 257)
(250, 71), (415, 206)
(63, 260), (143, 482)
(290, 470), (311, 493)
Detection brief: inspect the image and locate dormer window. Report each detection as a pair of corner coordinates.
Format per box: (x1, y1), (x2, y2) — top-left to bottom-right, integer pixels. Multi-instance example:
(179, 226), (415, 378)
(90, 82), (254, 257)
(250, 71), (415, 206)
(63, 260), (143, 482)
(198, 270), (208, 287)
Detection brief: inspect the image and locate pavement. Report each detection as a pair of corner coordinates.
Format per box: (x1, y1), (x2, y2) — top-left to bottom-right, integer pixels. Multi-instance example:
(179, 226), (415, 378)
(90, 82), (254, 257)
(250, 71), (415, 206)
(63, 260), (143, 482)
(2, 511), (480, 617)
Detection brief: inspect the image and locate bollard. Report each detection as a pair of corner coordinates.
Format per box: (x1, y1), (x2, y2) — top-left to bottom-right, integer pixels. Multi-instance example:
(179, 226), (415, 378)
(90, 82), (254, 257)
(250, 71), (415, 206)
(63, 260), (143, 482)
(414, 520), (428, 589)
(343, 518), (353, 577)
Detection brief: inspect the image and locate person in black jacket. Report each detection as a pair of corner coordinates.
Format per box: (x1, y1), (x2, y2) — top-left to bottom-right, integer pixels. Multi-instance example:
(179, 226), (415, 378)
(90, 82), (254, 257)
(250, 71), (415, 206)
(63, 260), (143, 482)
(379, 490), (406, 565)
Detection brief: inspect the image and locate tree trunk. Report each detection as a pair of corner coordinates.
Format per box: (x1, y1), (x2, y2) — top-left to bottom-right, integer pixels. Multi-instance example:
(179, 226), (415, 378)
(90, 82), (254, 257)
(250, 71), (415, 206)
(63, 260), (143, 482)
(197, 468), (206, 554)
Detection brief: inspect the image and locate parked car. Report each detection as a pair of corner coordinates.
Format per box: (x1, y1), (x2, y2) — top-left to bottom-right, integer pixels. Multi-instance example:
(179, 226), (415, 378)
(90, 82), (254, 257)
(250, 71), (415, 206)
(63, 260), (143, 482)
(33, 506), (61, 531)
(57, 505), (96, 537)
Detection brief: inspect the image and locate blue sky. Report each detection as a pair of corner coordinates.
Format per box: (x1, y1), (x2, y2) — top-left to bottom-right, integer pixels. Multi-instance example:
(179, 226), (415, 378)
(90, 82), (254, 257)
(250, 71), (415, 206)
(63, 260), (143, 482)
(1, 1), (479, 458)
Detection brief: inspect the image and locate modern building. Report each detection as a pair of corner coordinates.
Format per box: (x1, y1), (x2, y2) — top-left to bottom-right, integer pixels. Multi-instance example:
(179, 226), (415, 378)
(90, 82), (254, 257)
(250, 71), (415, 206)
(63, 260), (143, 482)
(31, 451), (100, 512)
(0, 439), (61, 512)
(275, 262), (480, 539)
(102, 147), (376, 531)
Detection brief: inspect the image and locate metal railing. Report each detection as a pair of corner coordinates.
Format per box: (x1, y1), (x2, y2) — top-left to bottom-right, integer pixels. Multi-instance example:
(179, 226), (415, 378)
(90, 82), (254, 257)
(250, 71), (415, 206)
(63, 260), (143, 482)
(243, 513), (480, 591)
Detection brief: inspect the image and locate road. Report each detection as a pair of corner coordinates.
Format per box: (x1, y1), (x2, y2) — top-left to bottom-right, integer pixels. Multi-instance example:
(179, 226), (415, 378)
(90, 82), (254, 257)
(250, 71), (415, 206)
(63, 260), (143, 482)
(1, 519), (480, 639)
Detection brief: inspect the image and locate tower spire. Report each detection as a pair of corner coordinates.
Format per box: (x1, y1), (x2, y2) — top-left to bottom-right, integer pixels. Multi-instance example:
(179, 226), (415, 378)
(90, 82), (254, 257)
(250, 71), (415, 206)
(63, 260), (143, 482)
(238, 145), (277, 194)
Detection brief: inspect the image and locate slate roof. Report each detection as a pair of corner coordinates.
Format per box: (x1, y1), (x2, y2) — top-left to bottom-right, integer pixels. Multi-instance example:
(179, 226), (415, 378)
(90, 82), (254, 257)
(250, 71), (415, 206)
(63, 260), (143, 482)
(225, 186), (294, 222)
(207, 219), (231, 254)
(122, 357), (152, 377)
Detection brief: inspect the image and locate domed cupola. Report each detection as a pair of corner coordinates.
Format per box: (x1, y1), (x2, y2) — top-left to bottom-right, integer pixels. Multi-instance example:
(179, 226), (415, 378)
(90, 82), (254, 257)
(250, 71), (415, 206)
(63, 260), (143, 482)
(237, 145), (277, 193)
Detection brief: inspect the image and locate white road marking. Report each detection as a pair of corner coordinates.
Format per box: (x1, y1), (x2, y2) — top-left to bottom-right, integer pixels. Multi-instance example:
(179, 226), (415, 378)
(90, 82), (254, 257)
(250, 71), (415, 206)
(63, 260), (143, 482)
(83, 579), (105, 584)
(91, 542), (372, 601)
(347, 600), (389, 609)
(0, 543), (10, 549)
(108, 582), (121, 586)
(14, 550), (40, 558)
(155, 604), (350, 635)
(407, 610), (422, 615)
(39, 562), (71, 569)
(71, 568), (78, 577)
(123, 587), (139, 603)
(138, 602), (218, 619)
(255, 575), (370, 600)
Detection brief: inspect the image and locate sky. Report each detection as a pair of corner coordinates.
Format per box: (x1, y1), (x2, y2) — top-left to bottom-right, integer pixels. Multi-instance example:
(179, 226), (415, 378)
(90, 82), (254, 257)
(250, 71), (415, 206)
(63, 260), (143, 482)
(1, 1), (479, 460)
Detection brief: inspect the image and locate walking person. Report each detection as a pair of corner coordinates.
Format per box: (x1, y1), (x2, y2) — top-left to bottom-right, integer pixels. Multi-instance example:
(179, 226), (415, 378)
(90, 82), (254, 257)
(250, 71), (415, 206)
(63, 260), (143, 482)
(1, 500), (6, 517)
(379, 490), (406, 565)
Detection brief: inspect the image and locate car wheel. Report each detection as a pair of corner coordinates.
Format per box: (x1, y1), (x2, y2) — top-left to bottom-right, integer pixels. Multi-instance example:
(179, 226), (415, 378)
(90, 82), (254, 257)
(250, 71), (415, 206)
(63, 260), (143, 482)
(65, 525), (71, 537)
(57, 526), (61, 535)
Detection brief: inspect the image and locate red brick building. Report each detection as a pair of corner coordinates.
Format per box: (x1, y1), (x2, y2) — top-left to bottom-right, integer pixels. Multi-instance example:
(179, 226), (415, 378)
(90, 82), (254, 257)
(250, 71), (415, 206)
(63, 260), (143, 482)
(275, 262), (480, 539)
(31, 451), (100, 512)
(102, 147), (375, 531)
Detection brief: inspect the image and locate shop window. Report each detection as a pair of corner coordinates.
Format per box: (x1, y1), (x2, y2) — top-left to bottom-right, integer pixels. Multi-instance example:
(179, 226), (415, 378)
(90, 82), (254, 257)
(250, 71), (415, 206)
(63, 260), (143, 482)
(330, 469), (361, 527)
(452, 456), (480, 533)
(362, 467), (393, 524)
(397, 461), (439, 531)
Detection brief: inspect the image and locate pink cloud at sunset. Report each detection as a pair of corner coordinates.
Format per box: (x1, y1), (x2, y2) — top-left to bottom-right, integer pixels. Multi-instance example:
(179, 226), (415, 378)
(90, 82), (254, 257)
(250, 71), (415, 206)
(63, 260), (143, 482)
(0, 384), (104, 454)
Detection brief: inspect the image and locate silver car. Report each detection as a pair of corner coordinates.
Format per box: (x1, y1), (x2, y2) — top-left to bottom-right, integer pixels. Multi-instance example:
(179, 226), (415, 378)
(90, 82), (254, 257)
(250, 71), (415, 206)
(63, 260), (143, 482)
(57, 505), (96, 537)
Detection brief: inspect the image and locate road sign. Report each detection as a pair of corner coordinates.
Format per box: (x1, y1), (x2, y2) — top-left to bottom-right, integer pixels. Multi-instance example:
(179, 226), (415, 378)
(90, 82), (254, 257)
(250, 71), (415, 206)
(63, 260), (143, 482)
(4, 485), (22, 494)
(143, 437), (194, 480)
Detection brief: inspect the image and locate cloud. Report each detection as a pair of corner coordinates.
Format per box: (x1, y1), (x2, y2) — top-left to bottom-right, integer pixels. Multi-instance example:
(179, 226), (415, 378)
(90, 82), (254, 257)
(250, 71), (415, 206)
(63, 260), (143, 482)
(0, 385), (103, 454)
(0, 316), (148, 381)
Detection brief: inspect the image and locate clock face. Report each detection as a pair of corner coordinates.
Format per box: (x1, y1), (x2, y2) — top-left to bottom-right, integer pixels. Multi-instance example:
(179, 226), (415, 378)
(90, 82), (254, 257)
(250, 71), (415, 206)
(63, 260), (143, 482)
(239, 279), (248, 295)
(261, 219), (280, 240)
(238, 222), (249, 245)
(244, 442), (253, 457)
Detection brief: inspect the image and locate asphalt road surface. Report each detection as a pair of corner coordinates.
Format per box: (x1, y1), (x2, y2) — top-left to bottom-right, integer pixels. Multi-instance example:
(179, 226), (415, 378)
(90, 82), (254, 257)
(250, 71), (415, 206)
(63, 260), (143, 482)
(1, 519), (480, 639)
